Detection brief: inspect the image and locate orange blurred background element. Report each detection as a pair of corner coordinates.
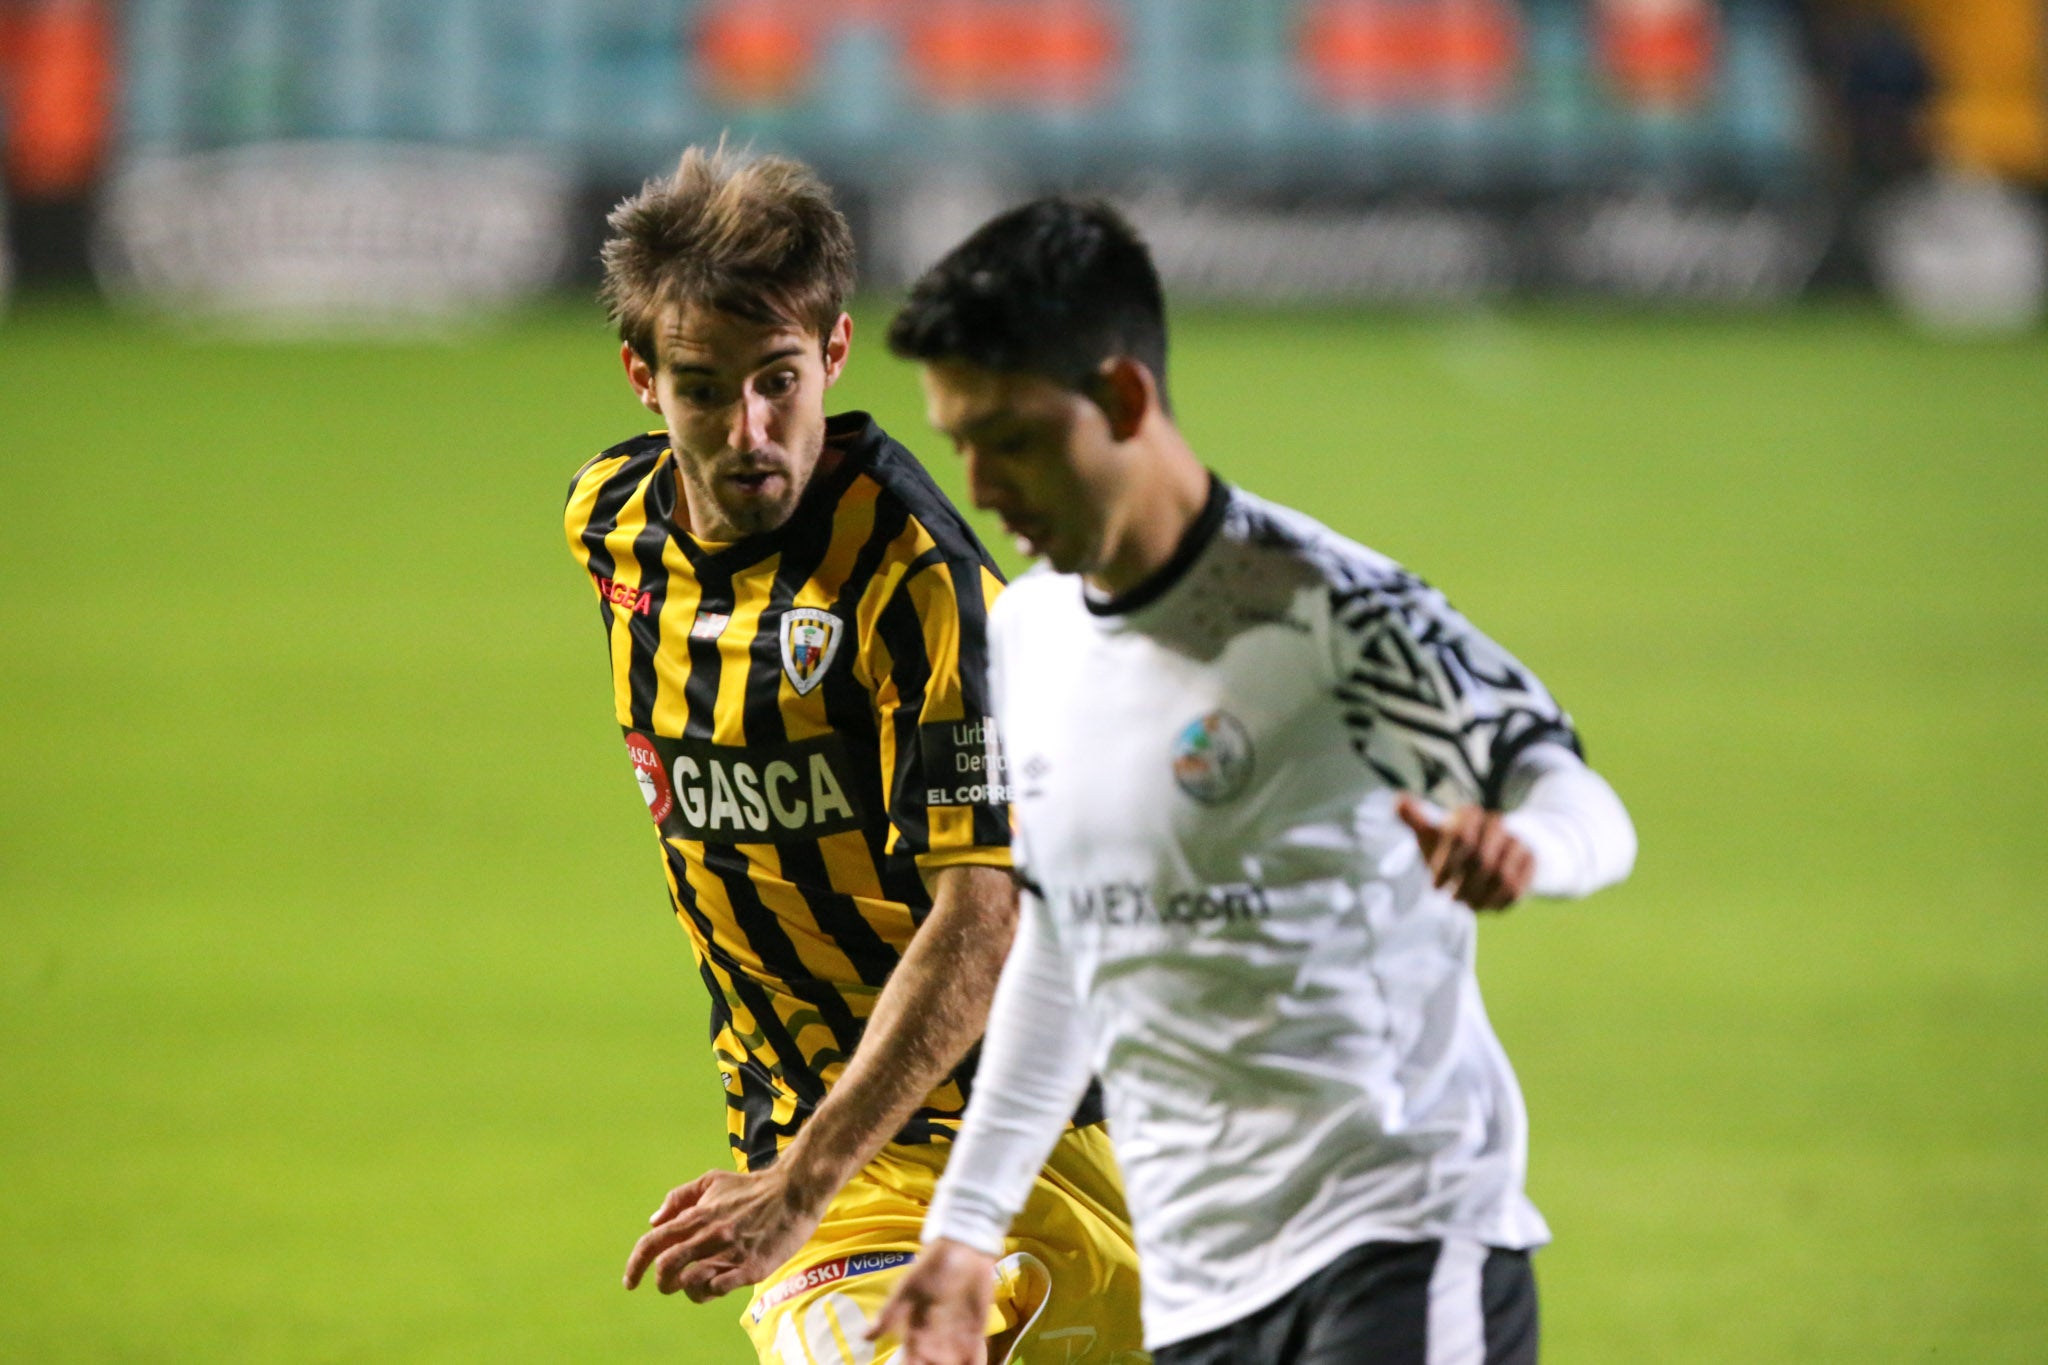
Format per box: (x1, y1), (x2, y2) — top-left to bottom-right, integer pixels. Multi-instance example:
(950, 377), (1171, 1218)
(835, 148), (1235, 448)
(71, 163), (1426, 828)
(693, 0), (1120, 110)
(695, 0), (821, 105)
(1299, 0), (1522, 109)
(906, 0), (1119, 107)
(0, 0), (113, 198)
(1596, 0), (1717, 111)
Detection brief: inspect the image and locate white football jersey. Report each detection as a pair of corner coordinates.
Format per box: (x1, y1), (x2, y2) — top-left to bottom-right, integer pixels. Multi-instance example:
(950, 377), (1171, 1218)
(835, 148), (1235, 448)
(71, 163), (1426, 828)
(961, 480), (1610, 1346)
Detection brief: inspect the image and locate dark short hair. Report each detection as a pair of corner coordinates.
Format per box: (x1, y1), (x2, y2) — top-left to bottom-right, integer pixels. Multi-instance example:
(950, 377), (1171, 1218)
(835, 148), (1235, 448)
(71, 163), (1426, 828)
(600, 142), (855, 365)
(887, 197), (1170, 409)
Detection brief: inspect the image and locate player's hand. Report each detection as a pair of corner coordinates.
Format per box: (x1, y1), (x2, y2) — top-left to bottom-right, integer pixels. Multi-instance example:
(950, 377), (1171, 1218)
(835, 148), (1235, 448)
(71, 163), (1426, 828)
(621, 1166), (824, 1302)
(1396, 796), (1535, 912)
(866, 1239), (998, 1365)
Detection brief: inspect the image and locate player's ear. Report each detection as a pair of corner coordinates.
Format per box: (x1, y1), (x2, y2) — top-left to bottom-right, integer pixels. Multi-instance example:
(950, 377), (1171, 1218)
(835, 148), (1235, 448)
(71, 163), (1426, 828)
(622, 341), (664, 416)
(820, 312), (853, 388)
(1090, 356), (1152, 442)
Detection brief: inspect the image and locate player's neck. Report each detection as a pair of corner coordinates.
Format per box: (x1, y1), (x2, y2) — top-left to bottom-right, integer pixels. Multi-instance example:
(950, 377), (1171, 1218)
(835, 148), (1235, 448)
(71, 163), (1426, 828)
(1085, 425), (1210, 601)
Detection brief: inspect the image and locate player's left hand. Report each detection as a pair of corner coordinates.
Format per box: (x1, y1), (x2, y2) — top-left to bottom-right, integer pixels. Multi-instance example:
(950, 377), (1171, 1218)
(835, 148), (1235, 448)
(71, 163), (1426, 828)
(621, 1166), (824, 1302)
(867, 1238), (998, 1365)
(1396, 796), (1535, 912)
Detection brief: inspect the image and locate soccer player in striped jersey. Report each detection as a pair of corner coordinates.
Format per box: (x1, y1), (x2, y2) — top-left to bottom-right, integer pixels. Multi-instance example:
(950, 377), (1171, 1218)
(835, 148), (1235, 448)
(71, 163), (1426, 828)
(563, 149), (1143, 1364)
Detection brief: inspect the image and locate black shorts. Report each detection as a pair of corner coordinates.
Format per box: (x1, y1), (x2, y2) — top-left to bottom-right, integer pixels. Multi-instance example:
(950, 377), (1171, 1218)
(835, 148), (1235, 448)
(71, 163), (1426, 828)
(1151, 1238), (1538, 1365)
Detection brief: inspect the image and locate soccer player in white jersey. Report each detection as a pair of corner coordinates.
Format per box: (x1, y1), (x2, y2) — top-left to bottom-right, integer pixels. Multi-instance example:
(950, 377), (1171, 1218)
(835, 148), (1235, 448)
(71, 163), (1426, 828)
(866, 199), (1638, 1365)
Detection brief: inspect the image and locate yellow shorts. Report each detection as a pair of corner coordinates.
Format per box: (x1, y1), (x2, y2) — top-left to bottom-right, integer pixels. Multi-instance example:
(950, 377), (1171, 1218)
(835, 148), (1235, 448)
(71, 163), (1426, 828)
(742, 1124), (1148, 1364)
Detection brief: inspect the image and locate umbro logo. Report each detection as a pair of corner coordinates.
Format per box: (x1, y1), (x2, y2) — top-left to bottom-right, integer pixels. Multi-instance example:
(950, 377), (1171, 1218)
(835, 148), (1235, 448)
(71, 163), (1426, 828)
(1019, 753), (1051, 800)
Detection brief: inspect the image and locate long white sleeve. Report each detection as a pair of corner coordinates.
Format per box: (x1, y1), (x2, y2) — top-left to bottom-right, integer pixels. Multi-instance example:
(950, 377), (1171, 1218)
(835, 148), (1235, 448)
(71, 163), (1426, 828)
(1499, 744), (1637, 898)
(921, 892), (1095, 1255)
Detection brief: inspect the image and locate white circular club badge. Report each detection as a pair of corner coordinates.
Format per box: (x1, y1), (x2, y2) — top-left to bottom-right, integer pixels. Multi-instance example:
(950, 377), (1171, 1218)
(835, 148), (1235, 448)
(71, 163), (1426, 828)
(1171, 710), (1255, 804)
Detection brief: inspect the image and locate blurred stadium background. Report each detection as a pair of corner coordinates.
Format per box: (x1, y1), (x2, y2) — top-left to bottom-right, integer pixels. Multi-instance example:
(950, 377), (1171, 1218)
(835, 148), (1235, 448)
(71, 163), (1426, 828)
(2, 1), (2044, 1360)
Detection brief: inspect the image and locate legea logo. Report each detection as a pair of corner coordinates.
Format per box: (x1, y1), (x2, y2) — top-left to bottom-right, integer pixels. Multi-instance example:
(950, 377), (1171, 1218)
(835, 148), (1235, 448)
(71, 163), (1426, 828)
(591, 572), (655, 616)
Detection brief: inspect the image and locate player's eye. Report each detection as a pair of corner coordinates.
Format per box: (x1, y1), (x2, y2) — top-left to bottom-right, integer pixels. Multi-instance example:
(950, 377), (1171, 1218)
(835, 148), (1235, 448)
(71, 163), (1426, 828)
(679, 383), (727, 407)
(756, 370), (799, 399)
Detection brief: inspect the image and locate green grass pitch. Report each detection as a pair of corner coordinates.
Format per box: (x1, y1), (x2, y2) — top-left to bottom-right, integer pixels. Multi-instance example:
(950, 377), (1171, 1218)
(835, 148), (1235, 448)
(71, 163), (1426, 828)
(2, 299), (2043, 1360)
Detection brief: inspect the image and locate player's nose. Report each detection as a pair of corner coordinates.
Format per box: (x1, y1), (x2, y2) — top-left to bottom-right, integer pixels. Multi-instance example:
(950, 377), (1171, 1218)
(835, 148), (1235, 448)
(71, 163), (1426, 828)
(730, 390), (773, 454)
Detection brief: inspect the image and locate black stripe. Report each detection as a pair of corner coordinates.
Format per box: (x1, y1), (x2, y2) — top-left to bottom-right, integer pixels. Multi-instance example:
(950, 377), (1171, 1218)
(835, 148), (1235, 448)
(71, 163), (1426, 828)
(872, 581), (934, 868)
(729, 1061), (801, 1171)
(1480, 717), (1584, 811)
(681, 556), (731, 741)
(892, 1106), (938, 1147)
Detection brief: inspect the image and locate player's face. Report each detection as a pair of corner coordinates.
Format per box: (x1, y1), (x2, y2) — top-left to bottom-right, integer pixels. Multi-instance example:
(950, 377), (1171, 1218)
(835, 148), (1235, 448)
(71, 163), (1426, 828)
(919, 361), (1122, 575)
(624, 303), (852, 542)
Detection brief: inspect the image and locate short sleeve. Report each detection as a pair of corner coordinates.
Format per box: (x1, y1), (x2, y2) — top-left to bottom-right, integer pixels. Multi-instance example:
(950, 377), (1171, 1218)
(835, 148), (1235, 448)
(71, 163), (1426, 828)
(869, 554), (1014, 872)
(1328, 567), (1581, 809)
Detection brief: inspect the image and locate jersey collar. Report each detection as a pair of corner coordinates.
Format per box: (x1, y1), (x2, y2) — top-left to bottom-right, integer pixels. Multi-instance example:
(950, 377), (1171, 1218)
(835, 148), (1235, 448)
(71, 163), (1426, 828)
(1083, 472), (1231, 618)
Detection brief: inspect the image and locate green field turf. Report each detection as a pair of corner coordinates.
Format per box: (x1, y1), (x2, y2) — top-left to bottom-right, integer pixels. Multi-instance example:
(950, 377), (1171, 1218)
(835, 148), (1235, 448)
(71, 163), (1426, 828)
(3, 299), (2044, 1362)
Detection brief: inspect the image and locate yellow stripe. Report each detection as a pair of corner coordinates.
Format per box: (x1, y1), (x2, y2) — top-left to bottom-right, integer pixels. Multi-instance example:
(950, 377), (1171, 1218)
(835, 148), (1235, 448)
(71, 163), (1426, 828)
(561, 453), (628, 571)
(906, 559), (965, 726)
(818, 830), (887, 901)
(651, 551), (702, 738)
(715, 553), (779, 744)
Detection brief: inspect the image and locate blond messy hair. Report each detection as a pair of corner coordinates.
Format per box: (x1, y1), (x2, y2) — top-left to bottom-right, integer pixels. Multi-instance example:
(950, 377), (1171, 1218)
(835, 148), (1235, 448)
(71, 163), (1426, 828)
(600, 142), (856, 365)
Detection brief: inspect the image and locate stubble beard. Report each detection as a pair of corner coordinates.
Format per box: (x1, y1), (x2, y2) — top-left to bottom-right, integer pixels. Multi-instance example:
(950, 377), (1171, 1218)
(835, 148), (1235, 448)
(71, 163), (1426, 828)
(683, 427), (823, 541)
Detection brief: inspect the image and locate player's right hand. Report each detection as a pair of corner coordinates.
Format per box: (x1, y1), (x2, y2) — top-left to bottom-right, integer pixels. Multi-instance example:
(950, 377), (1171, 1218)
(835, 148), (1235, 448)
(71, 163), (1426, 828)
(867, 1238), (999, 1365)
(1396, 795), (1535, 912)
(621, 1164), (824, 1302)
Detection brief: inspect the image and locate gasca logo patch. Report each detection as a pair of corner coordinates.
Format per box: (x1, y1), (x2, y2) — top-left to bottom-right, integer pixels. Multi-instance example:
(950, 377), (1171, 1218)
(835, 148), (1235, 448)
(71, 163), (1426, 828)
(779, 607), (844, 696)
(1172, 710), (1254, 804)
(625, 731), (675, 824)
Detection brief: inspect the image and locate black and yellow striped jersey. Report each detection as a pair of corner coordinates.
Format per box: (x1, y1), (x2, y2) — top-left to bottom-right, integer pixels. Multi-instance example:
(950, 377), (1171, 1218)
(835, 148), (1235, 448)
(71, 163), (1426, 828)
(565, 412), (1019, 1171)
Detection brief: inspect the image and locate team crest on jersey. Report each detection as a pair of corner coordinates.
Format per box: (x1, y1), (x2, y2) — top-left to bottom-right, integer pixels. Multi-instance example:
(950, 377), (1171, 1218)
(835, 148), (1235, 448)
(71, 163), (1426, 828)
(624, 731), (675, 824)
(1172, 710), (1254, 804)
(779, 607), (844, 696)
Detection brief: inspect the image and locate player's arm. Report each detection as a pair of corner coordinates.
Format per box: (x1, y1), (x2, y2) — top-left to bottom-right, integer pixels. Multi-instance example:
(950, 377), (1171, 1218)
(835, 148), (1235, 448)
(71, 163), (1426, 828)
(1333, 572), (1635, 909)
(869, 891), (1094, 1362)
(622, 862), (1016, 1301)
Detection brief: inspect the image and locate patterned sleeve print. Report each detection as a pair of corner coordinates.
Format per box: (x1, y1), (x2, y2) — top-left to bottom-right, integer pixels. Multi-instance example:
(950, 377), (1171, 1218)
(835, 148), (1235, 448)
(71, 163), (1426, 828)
(1327, 566), (1581, 810)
